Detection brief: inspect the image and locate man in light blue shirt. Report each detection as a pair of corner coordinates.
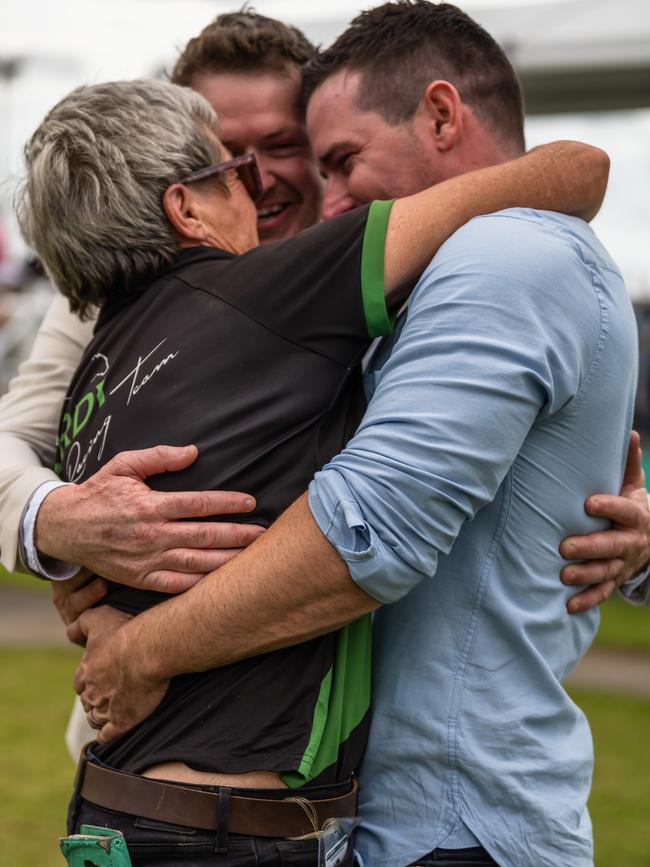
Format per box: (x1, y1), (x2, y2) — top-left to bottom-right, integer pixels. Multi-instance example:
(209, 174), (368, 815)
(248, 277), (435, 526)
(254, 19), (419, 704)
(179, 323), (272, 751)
(308, 206), (636, 865)
(297, 12), (636, 861)
(74, 3), (640, 866)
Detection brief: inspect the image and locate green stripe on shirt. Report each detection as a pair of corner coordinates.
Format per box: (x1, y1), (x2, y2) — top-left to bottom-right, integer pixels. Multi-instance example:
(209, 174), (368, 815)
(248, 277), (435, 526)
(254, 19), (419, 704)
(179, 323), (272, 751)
(283, 615), (372, 787)
(361, 199), (395, 338)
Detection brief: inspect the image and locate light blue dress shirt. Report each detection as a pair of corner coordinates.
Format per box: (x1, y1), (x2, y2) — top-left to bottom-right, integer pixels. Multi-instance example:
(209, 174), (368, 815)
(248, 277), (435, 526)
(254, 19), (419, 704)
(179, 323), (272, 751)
(309, 209), (638, 867)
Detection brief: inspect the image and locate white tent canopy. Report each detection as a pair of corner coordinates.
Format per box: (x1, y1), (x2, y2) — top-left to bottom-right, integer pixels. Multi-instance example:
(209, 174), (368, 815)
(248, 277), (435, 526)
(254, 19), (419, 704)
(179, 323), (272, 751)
(1, 0), (648, 118)
(1, 0), (649, 115)
(473, 0), (650, 113)
(290, 0), (650, 114)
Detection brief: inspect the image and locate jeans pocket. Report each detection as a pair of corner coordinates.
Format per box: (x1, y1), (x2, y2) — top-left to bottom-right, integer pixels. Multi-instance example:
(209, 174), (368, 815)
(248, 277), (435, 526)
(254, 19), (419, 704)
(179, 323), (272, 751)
(274, 837), (320, 866)
(273, 836), (355, 867)
(133, 816), (200, 838)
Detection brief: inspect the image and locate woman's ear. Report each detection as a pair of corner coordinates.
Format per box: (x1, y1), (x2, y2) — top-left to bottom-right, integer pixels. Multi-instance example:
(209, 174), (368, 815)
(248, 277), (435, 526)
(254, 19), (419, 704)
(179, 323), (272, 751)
(420, 80), (463, 152)
(163, 183), (206, 242)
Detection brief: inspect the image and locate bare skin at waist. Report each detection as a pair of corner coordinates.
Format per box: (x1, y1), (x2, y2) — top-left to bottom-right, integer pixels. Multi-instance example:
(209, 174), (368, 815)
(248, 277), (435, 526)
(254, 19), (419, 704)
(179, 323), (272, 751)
(143, 762), (288, 788)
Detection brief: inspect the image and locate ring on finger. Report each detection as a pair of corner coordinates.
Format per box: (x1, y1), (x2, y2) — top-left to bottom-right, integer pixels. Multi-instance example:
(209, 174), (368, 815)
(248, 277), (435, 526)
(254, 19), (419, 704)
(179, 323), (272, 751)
(87, 708), (104, 729)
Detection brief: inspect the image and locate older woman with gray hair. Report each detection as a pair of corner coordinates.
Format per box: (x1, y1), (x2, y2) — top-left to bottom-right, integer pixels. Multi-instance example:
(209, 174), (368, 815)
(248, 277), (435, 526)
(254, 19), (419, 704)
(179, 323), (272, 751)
(17, 78), (607, 866)
(18, 81), (257, 318)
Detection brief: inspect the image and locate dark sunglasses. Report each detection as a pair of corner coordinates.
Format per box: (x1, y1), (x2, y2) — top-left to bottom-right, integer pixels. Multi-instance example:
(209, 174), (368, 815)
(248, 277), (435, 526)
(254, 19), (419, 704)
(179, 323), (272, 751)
(180, 153), (263, 203)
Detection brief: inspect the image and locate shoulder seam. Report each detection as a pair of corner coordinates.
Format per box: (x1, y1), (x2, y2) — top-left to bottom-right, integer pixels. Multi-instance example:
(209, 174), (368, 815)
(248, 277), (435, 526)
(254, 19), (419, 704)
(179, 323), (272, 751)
(570, 242), (608, 399)
(169, 274), (350, 369)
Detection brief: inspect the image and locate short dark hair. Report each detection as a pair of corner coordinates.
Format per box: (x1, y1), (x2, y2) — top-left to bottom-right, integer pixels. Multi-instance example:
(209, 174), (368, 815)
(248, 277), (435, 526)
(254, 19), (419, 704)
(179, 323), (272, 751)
(171, 8), (316, 86)
(302, 1), (525, 151)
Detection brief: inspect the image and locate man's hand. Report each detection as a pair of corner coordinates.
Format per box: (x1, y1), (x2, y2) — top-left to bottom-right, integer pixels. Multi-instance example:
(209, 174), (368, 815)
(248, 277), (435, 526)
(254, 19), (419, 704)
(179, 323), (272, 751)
(71, 492), (376, 745)
(52, 569), (107, 631)
(73, 606), (169, 743)
(36, 445), (264, 593)
(561, 431), (650, 612)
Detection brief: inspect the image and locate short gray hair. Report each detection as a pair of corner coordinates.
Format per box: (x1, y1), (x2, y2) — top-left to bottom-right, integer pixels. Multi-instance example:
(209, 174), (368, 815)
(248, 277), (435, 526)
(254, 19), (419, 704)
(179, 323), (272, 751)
(16, 79), (223, 318)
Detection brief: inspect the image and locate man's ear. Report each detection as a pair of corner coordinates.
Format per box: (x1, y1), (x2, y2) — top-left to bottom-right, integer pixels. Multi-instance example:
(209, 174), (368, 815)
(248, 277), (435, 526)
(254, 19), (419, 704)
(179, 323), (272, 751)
(163, 184), (207, 243)
(420, 80), (463, 152)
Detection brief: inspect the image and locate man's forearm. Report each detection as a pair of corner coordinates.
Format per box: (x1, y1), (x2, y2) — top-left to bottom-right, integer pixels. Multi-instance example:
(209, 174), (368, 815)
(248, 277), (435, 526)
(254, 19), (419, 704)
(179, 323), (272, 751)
(127, 493), (379, 681)
(385, 140), (609, 298)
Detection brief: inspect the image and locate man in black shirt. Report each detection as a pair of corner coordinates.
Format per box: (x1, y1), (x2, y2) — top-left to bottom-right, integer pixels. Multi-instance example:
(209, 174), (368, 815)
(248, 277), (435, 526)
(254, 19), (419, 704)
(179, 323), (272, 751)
(19, 76), (607, 865)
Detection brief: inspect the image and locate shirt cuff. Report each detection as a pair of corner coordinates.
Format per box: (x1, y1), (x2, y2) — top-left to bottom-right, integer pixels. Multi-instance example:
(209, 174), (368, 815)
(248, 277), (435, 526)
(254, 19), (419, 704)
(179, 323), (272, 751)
(20, 481), (81, 581)
(617, 492), (650, 606)
(308, 468), (431, 605)
(619, 560), (650, 606)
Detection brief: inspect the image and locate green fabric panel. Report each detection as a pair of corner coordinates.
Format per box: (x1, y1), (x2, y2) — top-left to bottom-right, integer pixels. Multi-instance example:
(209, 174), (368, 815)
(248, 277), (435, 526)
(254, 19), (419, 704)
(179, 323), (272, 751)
(283, 615), (373, 787)
(361, 199), (395, 338)
(283, 667), (333, 788)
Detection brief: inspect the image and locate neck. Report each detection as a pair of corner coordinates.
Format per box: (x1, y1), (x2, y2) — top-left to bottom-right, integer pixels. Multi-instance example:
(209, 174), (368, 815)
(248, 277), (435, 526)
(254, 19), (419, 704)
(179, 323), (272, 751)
(178, 235), (256, 256)
(458, 117), (524, 174)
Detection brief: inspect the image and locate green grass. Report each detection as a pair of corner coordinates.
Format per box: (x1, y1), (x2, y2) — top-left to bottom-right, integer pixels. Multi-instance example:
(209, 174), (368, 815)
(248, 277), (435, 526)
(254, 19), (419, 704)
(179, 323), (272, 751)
(571, 687), (650, 867)
(595, 595), (650, 652)
(0, 564), (49, 592)
(0, 647), (648, 866)
(0, 647), (80, 867)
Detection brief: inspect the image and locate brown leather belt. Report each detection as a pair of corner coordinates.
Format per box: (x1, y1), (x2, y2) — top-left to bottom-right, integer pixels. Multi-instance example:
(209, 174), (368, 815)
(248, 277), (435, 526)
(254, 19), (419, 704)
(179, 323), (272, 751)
(79, 760), (358, 839)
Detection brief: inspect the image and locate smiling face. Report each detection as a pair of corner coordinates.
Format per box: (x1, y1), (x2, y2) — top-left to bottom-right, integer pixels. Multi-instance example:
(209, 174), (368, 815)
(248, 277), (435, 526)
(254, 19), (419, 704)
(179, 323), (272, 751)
(306, 70), (447, 219)
(192, 68), (323, 243)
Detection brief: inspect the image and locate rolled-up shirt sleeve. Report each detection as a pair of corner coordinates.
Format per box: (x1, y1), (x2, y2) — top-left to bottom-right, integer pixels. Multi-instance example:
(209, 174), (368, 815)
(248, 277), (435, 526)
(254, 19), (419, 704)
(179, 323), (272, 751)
(308, 212), (606, 604)
(619, 555), (650, 606)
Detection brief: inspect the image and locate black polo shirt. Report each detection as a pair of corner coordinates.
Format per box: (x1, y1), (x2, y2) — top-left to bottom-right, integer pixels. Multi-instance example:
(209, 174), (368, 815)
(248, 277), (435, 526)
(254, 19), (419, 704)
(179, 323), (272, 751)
(56, 201), (394, 786)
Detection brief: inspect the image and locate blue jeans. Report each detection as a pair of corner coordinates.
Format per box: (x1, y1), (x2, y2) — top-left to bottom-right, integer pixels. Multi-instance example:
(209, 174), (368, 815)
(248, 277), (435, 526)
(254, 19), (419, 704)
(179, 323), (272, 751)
(72, 798), (354, 866)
